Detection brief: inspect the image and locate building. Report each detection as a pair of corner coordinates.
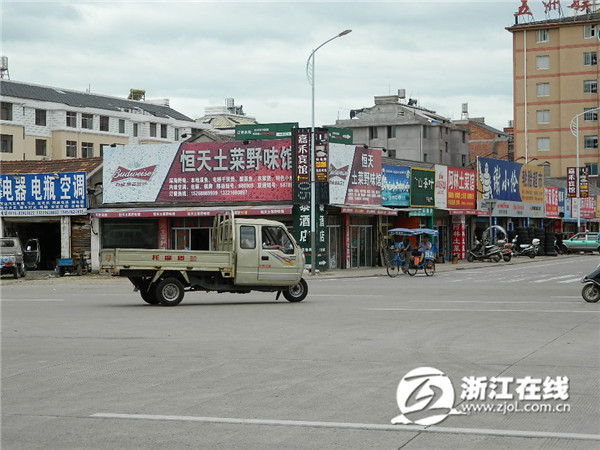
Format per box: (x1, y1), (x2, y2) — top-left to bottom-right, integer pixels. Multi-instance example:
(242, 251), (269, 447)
(195, 98), (257, 135)
(0, 80), (204, 161)
(331, 93), (470, 167)
(453, 117), (514, 165)
(506, 9), (600, 179)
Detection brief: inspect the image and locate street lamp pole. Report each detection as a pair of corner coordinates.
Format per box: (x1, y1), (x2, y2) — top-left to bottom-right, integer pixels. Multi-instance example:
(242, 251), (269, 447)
(570, 106), (600, 231)
(306, 29), (351, 275)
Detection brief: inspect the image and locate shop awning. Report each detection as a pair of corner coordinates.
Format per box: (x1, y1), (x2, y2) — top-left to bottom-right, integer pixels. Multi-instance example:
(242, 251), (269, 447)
(439, 208), (490, 216)
(88, 205), (293, 218)
(331, 204), (398, 216)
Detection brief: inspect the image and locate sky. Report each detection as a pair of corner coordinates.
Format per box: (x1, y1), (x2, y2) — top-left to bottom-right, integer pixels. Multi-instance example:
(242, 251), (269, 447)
(0, 0), (580, 131)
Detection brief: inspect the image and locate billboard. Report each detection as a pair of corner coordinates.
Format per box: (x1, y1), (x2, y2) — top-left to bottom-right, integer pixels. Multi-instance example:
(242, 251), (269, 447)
(103, 141), (293, 204)
(0, 172), (87, 216)
(328, 144), (382, 205)
(410, 168), (435, 208)
(382, 165), (410, 207)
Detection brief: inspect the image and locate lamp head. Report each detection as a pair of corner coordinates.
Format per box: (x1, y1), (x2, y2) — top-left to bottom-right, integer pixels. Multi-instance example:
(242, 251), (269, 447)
(339, 29), (352, 37)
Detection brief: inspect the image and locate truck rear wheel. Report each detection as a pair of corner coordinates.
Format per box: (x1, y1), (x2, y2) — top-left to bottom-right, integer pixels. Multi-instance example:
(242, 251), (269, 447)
(155, 278), (184, 306)
(283, 278), (308, 302)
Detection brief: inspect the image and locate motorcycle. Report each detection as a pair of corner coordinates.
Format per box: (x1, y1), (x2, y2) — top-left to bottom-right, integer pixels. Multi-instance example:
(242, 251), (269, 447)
(581, 264), (600, 303)
(511, 235), (540, 258)
(499, 239), (513, 262)
(467, 238), (502, 262)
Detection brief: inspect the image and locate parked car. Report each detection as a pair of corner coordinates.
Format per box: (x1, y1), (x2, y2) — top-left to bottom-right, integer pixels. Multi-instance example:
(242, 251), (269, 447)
(0, 237), (27, 278)
(562, 232), (600, 254)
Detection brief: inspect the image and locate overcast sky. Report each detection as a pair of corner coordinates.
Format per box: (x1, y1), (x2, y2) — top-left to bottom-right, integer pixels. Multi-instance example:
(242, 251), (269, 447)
(1, 1), (576, 131)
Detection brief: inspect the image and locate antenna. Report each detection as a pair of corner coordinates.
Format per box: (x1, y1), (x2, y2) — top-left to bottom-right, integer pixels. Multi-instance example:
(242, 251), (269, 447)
(0, 56), (10, 79)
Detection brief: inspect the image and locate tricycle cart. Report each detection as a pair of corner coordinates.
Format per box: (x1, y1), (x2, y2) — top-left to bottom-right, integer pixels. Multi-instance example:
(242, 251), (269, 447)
(56, 252), (90, 276)
(386, 228), (438, 277)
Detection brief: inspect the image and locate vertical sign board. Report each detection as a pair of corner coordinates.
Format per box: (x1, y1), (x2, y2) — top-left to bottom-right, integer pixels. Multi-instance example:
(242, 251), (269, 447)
(314, 128), (329, 182)
(579, 167), (589, 198)
(291, 128), (327, 270)
(567, 167), (577, 198)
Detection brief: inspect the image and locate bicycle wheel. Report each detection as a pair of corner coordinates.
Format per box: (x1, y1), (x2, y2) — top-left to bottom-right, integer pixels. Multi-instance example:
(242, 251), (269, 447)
(424, 260), (436, 276)
(407, 265), (418, 276)
(387, 263), (400, 278)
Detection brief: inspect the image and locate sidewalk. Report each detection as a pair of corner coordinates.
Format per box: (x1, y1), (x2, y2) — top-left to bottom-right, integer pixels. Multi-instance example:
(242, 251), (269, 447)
(306, 254), (576, 279)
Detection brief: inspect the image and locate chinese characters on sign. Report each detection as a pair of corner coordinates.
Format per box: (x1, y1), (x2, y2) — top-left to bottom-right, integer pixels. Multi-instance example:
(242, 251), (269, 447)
(410, 168), (435, 208)
(447, 167), (476, 209)
(0, 172), (87, 216)
(566, 167), (588, 198)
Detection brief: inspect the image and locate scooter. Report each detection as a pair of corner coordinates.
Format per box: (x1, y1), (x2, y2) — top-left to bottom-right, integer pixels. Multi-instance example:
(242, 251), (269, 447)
(467, 239), (502, 262)
(511, 236), (540, 258)
(499, 239), (513, 262)
(581, 264), (600, 303)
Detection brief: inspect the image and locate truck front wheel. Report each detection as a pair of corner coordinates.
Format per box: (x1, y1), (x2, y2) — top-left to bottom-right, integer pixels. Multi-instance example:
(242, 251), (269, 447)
(283, 278), (308, 302)
(155, 278), (184, 306)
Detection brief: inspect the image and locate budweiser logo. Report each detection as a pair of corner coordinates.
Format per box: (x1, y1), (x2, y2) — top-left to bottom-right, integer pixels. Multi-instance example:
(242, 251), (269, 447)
(111, 165), (156, 182)
(329, 164), (349, 180)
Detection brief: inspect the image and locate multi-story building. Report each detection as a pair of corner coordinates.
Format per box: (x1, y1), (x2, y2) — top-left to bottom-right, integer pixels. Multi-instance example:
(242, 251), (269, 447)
(332, 93), (470, 167)
(507, 11), (600, 179)
(0, 80), (204, 161)
(453, 117), (514, 165)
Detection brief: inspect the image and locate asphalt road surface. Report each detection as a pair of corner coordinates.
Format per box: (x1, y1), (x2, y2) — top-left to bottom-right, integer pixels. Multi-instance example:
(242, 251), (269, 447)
(2, 256), (599, 449)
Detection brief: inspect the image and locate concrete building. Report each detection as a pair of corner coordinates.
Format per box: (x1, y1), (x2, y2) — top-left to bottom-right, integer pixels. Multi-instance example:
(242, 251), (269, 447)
(453, 117), (514, 166)
(0, 80), (204, 161)
(195, 98), (257, 135)
(507, 10), (600, 179)
(332, 94), (470, 167)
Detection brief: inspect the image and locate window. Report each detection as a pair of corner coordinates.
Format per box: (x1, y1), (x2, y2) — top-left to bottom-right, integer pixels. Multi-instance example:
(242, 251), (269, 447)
(423, 126), (427, 139)
(66, 111), (77, 127)
(536, 137), (550, 152)
(369, 126), (378, 139)
(1, 134), (13, 153)
(150, 123), (157, 137)
(82, 142), (93, 158)
(1, 102), (13, 120)
(445, 141), (448, 152)
(81, 113), (93, 129)
(536, 29), (549, 42)
(100, 115), (109, 132)
(584, 80), (597, 94)
(239, 226), (256, 249)
(66, 140), (77, 158)
(584, 108), (598, 121)
(462, 131), (466, 143)
(119, 119), (125, 134)
(35, 109), (47, 126)
(536, 83), (550, 97)
(586, 163), (598, 176)
(536, 55), (549, 70)
(584, 135), (598, 149)
(35, 139), (47, 156)
(99, 144), (108, 157)
(584, 24), (596, 39)
(387, 126), (396, 138)
(584, 51), (597, 66)
(536, 110), (550, 124)
(133, 123), (138, 137)
(160, 124), (167, 139)
(175, 128), (180, 141)
(461, 154), (467, 166)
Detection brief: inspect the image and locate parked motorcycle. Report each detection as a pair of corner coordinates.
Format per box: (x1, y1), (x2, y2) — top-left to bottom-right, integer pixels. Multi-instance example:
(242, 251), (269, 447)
(467, 238), (502, 262)
(581, 264), (600, 303)
(499, 239), (512, 262)
(511, 236), (540, 258)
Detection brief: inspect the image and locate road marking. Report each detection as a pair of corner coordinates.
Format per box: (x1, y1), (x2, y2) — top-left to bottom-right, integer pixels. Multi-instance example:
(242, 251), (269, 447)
(90, 413), (600, 441)
(557, 278), (584, 284)
(365, 308), (599, 313)
(533, 275), (574, 283)
(0, 298), (64, 302)
(411, 300), (576, 304)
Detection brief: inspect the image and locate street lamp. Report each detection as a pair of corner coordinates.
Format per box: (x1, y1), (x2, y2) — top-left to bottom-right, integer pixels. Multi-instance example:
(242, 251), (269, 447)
(305, 29), (352, 275)
(570, 107), (600, 230)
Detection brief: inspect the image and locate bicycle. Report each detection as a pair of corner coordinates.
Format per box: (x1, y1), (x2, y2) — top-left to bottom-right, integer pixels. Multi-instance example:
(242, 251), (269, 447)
(406, 250), (436, 277)
(386, 247), (407, 278)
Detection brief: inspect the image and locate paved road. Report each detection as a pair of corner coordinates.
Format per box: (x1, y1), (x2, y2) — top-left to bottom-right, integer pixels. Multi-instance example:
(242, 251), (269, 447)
(1, 255), (599, 449)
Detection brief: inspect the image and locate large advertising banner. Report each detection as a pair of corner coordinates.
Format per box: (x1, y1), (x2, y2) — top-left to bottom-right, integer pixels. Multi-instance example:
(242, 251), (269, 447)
(477, 157), (544, 217)
(0, 172), (87, 216)
(328, 144), (382, 205)
(447, 166), (476, 209)
(544, 187), (559, 218)
(104, 141), (293, 204)
(381, 165), (410, 207)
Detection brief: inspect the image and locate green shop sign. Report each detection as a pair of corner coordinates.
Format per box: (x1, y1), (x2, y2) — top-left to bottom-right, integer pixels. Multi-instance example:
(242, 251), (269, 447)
(235, 122), (298, 140)
(328, 127), (353, 145)
(410, 168), (435, 208)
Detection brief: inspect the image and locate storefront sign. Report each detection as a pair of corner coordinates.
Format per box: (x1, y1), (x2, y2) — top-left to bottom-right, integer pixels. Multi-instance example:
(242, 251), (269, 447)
(572, 197), (596, 219)
(329, 144), (382, 205)
(579, 167), (589, 198)
(435, 165), (448, 209)
(0, 172), (87, 216)
(410, 168), (435, 208)
(452, 216), (466, 259)
(293, 203), (327, 270)
(447, 167), (476, 209)
(235, 122), (298, 141)
(314, 129), (329, 182)
(544, 187), (559, 218)
(328, 127), (353, 145)
(381, 165), (410, 207)
(103, 141), (292, 204)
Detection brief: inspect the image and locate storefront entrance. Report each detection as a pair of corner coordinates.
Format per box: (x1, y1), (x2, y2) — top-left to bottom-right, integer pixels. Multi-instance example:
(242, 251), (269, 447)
(350, 224), (373, 268)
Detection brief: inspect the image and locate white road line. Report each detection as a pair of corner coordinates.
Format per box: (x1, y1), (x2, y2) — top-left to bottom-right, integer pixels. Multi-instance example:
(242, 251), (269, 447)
(365, 308), (599, 313)
(557, 278), (584, 284)
(410, 300), (576, 304)
(90, 413), (600, 442)
(0, 298), (64, 302)
(533, 275), (574, 283)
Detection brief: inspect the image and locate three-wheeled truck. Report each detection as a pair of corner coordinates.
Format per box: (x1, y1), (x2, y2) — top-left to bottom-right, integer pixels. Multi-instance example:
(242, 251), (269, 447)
(99, 211), (308, 306)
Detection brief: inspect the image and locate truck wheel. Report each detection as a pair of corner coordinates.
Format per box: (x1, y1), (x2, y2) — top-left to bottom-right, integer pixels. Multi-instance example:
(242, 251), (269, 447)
(19, 264), (26, 278)
(283, 278), (308, 302)
(140, 281), (160, 305)
(155, 278), (184, 306)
